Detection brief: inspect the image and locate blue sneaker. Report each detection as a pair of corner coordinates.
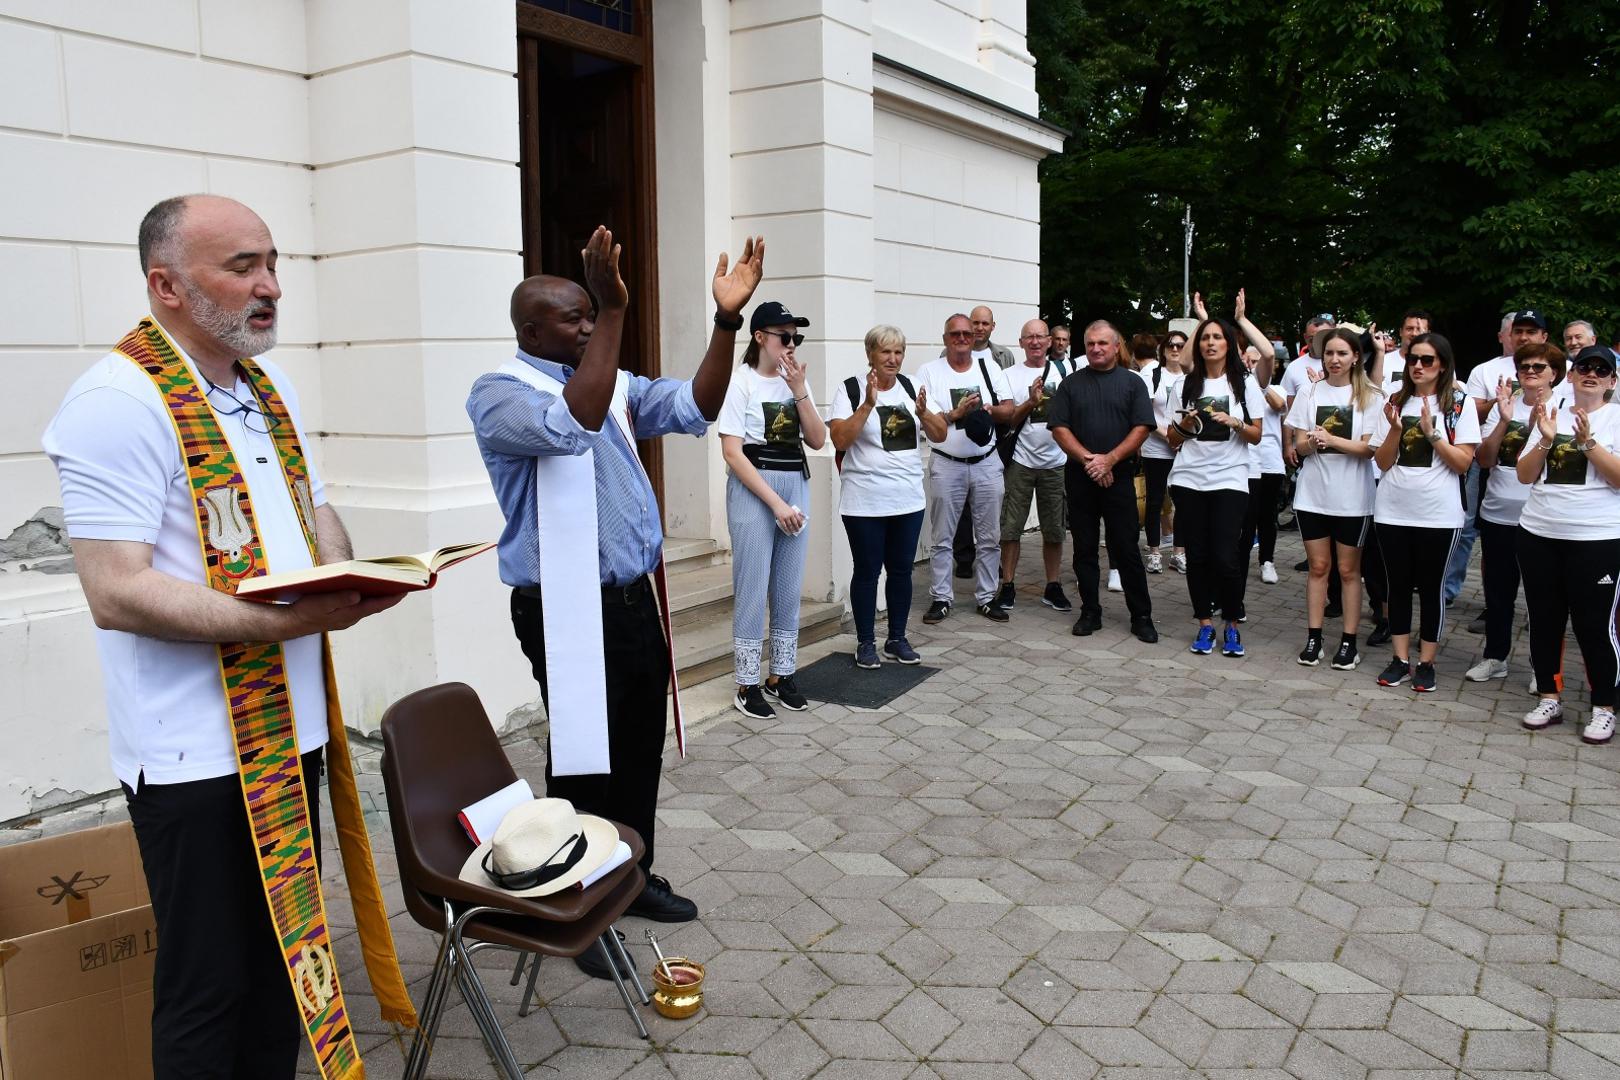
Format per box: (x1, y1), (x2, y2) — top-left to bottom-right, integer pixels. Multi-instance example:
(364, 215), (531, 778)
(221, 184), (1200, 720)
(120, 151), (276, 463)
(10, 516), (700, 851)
(855, 641), (881, 669)
(1190, 625), (1216, 655)
(883, 637), (921, 665)
(1222, 624), (1245, 657)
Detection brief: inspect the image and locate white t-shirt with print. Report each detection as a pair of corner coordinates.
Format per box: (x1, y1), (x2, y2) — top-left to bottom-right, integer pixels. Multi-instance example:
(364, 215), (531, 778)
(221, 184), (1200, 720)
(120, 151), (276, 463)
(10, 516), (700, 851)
(1249, 385), (1286, 478)
(1368, 392), (1481, 527)
(1281, 355), (1323, 402)
(1141, 368), (1184, 461)
(1285, 380), (1377, 517)
(830, 377), (925, 517)
(916, 355), (1013, 460)
(41, 333), (329, 790)
(1007, 358), (1071, 472)
(717, 364), (800, 446)
(1168, 377), (1268, 494)
(1478, 397), (1543, 525)
(1518, 402), (1620, 541)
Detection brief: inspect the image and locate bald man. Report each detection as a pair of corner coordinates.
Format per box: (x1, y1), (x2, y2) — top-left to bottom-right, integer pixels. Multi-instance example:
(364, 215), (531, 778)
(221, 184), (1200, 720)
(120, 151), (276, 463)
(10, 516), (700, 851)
(467, 228), (765, 978)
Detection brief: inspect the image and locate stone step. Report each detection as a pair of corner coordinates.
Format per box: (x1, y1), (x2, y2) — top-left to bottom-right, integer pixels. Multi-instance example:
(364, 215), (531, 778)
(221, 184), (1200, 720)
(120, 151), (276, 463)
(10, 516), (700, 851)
(665, 560), (734, 618)
(663, 535), (726, 574)
(674, 597), (846, 688)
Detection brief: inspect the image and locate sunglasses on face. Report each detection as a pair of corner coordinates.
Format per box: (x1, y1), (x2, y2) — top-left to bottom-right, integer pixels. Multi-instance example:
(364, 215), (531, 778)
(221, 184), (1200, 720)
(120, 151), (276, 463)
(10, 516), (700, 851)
(764, 331), (805, 347)
(1165, 341), (1186, 349)
(1408, 353), (1442, 368)
(1574, 359), (1616, 377)
(945, 329), (974, 339)
(1516, 363), (1551, 375)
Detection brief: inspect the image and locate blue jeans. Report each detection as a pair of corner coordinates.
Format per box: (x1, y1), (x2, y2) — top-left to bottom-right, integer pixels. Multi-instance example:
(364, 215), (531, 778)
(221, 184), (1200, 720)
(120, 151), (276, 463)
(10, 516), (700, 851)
(843, 510), (926, 644)
(1442, 461), (1482, 604)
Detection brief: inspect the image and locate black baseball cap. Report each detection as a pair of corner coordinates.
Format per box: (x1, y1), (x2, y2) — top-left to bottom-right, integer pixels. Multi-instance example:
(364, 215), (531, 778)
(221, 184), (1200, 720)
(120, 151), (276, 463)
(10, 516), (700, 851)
(750, 301), (811, 332)
(1572, 345), (1616, 375)
(1511, 309), (1547, 329)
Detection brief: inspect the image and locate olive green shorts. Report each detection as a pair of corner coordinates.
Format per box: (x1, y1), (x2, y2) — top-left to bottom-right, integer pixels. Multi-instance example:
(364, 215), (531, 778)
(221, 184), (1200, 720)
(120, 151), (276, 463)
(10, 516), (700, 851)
(1000, 459), (1066, 544)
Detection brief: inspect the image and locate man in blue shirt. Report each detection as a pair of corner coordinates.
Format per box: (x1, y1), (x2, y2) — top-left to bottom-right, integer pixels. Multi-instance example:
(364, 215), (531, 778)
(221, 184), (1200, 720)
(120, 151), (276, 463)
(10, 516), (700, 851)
(468, 227), (765, 977)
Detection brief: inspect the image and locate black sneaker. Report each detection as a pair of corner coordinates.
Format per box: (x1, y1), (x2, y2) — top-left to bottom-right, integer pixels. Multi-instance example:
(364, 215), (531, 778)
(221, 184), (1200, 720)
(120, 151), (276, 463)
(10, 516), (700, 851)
(1467, 611), (1487, 635)
(1041, 583), (1073, 612)
(954, 561), (973, 579)
(1331, 641), (1361, 670)
(995, 582), (1016, 609)
(1377, 657), (1410, 687)
(1367, 619), (1392, 647)
(883, 638), (921, 664)
(574, 929), (633, 981)
(977, 602), (1009, 623)
(1411, 662), (1437, 693)
(1130, 616), (1159, 643)
(1298, 636), (1323, 666)
(1072, 609), (1102, 636)
(625, 873), (698, 922)
(735, 685), (775, 719)
(922, 600), (951, 624)
(1324, 601), (1343, 619)
(764, 674), (808, 711)
(1293, 558), (1310, 572)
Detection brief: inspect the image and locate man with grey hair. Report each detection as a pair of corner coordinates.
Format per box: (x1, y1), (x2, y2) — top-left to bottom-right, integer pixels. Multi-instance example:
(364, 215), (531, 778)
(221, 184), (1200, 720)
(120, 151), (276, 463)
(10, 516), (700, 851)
(1565, 319), (1598, 356)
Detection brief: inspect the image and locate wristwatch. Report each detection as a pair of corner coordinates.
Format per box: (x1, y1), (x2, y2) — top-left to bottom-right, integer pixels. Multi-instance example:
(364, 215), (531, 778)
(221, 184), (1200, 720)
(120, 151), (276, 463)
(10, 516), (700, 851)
(713, 310), (744, 332)
(1425, 429), (1442, 444)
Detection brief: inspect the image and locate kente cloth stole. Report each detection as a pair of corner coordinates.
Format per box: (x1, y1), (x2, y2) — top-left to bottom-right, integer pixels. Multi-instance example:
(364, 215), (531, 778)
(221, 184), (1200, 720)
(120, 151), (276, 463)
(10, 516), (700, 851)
(116, 319), (417, 1080)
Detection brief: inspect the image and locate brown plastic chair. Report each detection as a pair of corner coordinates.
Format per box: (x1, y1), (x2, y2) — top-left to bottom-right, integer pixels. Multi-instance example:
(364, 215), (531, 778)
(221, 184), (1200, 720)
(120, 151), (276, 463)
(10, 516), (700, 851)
(380, 682), (650, 1079)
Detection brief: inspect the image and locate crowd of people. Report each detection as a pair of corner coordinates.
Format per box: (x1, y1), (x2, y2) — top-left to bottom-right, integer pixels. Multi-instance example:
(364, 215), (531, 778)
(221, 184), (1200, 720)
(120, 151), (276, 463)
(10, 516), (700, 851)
(719, 292), (1620, 749)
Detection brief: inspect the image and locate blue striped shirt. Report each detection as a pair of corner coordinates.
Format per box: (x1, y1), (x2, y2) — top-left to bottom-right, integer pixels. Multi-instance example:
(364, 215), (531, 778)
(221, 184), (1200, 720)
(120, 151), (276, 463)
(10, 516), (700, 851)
(467, 350), (709, 587)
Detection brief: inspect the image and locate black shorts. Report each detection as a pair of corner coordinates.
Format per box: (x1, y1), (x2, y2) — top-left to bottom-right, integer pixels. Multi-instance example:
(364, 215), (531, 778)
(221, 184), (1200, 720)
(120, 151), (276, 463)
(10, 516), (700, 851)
(1297, 510), (1371, 547)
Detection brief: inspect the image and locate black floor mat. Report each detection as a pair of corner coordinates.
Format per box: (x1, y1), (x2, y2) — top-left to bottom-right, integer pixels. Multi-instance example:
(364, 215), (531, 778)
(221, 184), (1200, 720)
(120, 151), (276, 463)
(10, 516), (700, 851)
(790, 653), (938, 709)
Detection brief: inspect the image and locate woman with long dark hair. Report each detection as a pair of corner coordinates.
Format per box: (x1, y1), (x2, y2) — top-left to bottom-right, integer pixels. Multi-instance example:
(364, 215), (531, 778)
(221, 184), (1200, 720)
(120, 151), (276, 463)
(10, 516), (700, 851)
(1368, 332), (1479, 692)
(1167, 318), (1264, 657)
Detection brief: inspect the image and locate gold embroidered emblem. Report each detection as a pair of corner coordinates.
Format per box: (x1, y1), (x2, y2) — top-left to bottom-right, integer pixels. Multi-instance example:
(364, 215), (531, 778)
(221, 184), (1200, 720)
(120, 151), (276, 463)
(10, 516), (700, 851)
(201, 486), (257, 579)
(293, 943), (338, 1017)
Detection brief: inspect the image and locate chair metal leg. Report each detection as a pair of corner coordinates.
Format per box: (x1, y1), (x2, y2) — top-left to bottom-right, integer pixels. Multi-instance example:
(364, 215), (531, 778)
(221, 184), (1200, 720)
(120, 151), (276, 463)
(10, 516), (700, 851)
(403, 920), (457, 1080)
(606, 925), (650, 1004)
(509, 951), (527, 986)
(517, 949), (543, 1018)
(454, 927), (525, 1080)
(598, 934), (650, 1040)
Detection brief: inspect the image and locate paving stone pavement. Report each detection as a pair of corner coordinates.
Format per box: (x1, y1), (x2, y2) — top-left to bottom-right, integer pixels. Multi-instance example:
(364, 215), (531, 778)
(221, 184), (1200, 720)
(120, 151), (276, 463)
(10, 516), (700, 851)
(10, 531), (1620, 1079)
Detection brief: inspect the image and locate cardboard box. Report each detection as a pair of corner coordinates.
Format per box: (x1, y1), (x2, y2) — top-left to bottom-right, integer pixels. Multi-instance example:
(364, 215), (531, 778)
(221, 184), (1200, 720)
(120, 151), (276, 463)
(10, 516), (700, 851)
(0, 822), (154, 1080)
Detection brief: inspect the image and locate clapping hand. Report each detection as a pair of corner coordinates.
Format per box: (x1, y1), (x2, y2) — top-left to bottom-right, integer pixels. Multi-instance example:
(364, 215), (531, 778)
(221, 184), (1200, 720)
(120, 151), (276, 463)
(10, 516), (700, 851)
(580, 226), (628, 312)
(1574, 406), (1593, 447)
(1531, 401), (1558, 442)
(1305, 366), (1324, 385)
(1417, 396), (1436, 438)
(1495, 376), (1514, 416)
(862, 370), (880, 410)
(951, 390), (981, 421)
(915, 386), (928, 415)
(1383, 398), (1401, 429)
(713, 236), (765, 317)
(1029, 375), (1045, 402)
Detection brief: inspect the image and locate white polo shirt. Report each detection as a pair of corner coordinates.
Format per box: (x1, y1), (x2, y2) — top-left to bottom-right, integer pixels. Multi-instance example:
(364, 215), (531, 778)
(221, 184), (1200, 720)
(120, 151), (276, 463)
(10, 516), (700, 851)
(42, 323), (329, 789)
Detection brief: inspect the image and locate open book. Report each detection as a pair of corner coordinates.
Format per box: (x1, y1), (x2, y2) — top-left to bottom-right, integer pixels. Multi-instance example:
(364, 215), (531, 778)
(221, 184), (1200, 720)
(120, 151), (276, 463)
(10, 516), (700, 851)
(233, 541), (496, 603)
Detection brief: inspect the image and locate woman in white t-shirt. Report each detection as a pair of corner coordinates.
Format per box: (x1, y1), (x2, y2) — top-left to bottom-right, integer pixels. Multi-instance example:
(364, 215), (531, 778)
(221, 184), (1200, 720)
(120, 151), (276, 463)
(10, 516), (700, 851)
(1167, 317), (1265, 658)
(828, 324), (927, 670)
(1240, 344), (1288, 592)
(1141, 331), (1187, 574)
(1515, 345), (1620, 745)
(1286, 328), (1381, 671)
(719, 302), (828, 719)
(1368, 333), (1479, 693)
(1467, 342), (1565, 686)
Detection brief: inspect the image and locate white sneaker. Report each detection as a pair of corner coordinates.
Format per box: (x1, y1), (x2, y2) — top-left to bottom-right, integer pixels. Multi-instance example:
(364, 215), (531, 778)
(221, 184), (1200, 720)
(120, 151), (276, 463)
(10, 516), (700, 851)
(1146, 551), (1163, 574)
(1584, 708), (1616, 745)
(1108, 569), (1122, 593)
(1466, 658), (1509, 682)
(1261, 561), (1278, 584)
(1522, 698), (1563, 730)
(1171, 552), (1187, 574)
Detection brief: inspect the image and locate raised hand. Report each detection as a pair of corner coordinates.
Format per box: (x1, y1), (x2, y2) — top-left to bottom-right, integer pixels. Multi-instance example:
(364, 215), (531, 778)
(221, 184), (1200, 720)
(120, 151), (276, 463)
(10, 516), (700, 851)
(1193, 291), (1209, 321)
(1495, 376), (1514, 415)
(1029, 375), (1045, 401)
(1418, 396), (1435, 437)
(863, 370), (879, 409)
(1574, 406), (1593, 446)
(1384, 399), (1401, 429)
(1532, 402), (1558, 441)
(915, 386), (928, 415)
(580, 226), (628, 311)
(713, 236), (765, 317)
(1234, 287), (1247, 322)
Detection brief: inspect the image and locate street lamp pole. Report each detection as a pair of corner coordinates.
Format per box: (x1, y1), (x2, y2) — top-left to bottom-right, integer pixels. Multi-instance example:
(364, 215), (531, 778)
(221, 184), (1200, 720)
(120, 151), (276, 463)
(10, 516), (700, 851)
(1182, 205), (1195, 319)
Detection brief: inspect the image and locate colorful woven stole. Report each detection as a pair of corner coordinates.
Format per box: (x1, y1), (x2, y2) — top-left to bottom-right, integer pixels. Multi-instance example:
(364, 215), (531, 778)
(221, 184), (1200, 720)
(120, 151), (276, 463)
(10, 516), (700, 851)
(116, 319), (416, 1079)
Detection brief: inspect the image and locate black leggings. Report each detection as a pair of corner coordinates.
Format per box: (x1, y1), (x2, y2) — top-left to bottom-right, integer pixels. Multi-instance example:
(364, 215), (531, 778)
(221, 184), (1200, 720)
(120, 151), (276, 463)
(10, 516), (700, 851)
(1516, 528), (1620, 707)
(1243, 472), (1284, 565)
(1376, 523), (1457, 644)
(1142, 457), (1174, 547)
(1478, 518), (1522, 662)
(1173, 486), (1248, 621)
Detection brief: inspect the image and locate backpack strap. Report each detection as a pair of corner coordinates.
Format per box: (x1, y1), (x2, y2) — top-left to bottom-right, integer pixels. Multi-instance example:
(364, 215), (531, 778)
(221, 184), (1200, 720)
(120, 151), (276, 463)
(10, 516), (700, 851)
(844, 376), (861, 415)
(896, 373), (916, 400)
(977, 357), (1001, 405)
(1152, 363), (1162, 392)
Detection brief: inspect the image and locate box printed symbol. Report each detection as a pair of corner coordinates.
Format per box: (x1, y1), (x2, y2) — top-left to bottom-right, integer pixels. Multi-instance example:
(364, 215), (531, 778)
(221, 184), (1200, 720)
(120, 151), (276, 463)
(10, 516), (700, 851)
(80, 942), (108, 971)
(111, 934), (137, 962)
(37, 869), (110, 904)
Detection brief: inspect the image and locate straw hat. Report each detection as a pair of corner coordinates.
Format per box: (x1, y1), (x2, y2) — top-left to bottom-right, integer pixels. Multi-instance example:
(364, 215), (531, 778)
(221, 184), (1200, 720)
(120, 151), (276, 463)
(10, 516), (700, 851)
(458, 798), (618, 898)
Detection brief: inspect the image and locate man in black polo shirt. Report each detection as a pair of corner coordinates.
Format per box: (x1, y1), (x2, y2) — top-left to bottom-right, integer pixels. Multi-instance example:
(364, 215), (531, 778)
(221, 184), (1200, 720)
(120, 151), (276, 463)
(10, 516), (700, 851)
(1047, 320), (1158, 642)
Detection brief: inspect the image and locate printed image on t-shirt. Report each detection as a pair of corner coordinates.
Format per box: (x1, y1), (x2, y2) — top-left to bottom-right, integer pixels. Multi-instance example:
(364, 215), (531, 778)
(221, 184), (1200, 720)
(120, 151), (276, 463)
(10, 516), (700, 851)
(1029, 391), (1050, 424)
(1496, 420), (1529, 466)
(1545, 433), (1588, 486)
(878, 405), (917, 452)
(949, 386), (984, 427)
(1398, 416), (1433, 467)
(762, 401), (801, 445)
(1316, 405), (1352, 452)
(1194, 395), (1231, 442)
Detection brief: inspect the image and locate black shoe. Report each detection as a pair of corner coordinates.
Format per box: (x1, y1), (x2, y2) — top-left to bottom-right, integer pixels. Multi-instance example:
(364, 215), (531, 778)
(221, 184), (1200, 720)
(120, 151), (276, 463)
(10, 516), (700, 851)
(922, 600), (951, 624)
(1331, 641), (1361, 670)
(1293, 559), (1309, 572)
(1367, 619), (1391, 647)
(1468, 611), (1487, 635)
(954, 561), (973, 579)
(734, 685), (775, 719)
(1130, 617), (1159, 643)
(995, 582), (1016, 609)
(1377, 656), (1410, 687)
(977, 602), (1009, 623)
(1411, 662), (1437, 693)
(764, 674), (808, 711)
(574, 929), (632, 981)
(626, 873), (698, 923)
(1041, 582), (1073, 612)
(1072, 609), (1103, 636)
(1298, 636), (1323, 666)
(1324, 601), (1343, 619)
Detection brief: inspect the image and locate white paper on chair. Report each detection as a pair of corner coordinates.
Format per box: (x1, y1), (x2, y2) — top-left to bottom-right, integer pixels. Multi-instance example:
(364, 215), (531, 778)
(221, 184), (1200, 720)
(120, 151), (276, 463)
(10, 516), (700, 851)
(457, 778), (534, 845)
(575, 840), (633, 891)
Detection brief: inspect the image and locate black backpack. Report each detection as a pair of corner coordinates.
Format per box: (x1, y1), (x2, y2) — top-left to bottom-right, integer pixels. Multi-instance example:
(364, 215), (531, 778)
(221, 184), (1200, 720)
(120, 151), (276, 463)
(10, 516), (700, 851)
(835, 374), (916, 470)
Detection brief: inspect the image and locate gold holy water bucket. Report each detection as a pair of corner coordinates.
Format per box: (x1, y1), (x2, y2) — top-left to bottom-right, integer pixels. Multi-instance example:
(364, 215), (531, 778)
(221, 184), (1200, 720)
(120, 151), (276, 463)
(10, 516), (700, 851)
(649, 958), (706, 1019)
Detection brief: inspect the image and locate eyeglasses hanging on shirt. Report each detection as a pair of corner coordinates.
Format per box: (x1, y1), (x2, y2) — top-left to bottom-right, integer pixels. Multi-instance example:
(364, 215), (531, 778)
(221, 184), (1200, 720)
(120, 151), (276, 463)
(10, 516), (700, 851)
(200, 376), (283, 434)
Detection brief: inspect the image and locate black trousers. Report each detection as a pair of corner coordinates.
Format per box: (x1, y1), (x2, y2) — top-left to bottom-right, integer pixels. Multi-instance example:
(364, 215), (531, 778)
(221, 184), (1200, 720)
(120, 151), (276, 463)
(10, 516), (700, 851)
(1479, 518), (1523, 662)
(1142, 457), (1174, 547)
(1362, 516), (1387, 614)
(1067, 465), (1152, 619)
(1243, 473), (1284, 565)
(124, 749), (323, 1080)
(1173, 486), (1249, 621)
(511, 583), (670, 872)
(1517, 529), (1620, 707)
(1377, 523), (1457, 643)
